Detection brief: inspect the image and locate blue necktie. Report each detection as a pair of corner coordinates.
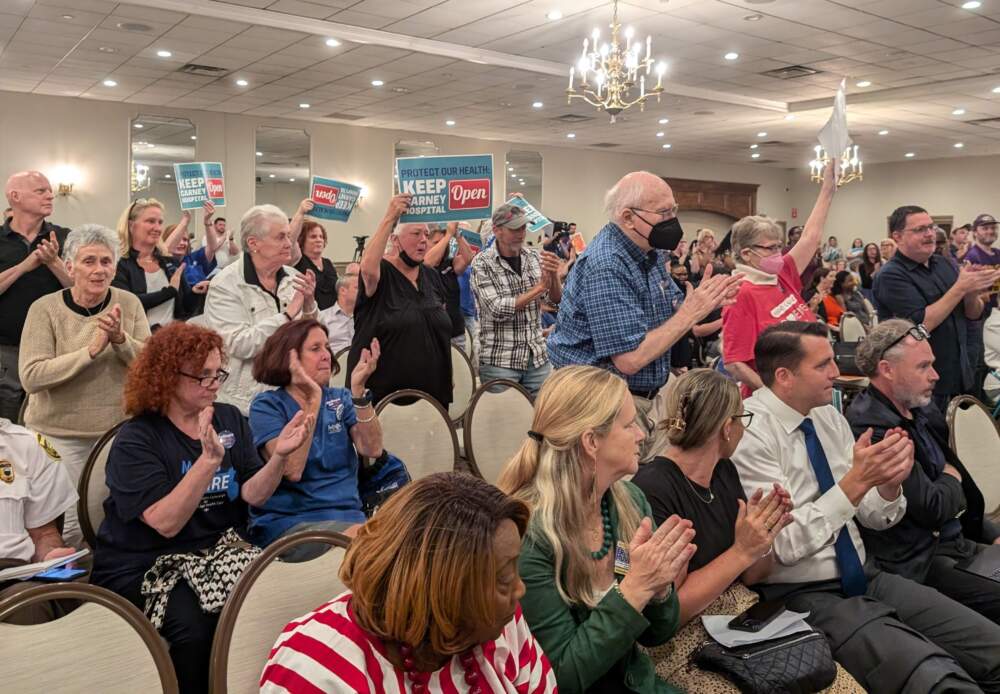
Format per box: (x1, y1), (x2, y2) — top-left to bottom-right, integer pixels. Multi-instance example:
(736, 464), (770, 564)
(799, 417), (868, 597)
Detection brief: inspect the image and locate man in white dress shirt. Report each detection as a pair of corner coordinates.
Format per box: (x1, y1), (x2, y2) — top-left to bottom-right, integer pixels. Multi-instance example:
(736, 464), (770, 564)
(319, 273), (357, 354)
(733, 321), (1000, 693)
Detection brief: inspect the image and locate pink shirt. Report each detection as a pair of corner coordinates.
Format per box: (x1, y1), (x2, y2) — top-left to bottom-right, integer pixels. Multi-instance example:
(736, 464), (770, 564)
(260, 593), (557, 694)
(723, 255), (815, 395)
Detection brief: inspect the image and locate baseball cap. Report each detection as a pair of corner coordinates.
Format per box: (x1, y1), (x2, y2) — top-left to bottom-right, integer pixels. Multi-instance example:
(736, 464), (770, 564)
(491, 203), (529, 230)
(973, 213), (997, 229)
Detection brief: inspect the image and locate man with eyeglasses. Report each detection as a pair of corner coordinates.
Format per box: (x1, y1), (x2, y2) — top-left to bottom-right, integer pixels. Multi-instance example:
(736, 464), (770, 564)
(0, 171), (72, 421)
(874, 205), (1000, 411)
(846, 319), (1000, 627)
(548, 170), (743, 462)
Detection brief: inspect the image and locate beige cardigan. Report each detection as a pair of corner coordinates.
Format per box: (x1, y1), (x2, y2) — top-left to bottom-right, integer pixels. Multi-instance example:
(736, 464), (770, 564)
(19, 287), (150, 438)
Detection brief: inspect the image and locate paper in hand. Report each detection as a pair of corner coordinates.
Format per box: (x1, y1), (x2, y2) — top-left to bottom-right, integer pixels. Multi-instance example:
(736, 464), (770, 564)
(818, 79), (852, 171)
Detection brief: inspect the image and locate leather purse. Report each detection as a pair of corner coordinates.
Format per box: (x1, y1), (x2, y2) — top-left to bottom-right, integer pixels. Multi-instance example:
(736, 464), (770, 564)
(693, 630), (837, 694)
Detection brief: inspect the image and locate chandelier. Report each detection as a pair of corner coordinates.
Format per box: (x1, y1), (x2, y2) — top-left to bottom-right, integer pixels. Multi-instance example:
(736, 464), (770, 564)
(809, 144), (863, 187)
(566, 0), (666, 123)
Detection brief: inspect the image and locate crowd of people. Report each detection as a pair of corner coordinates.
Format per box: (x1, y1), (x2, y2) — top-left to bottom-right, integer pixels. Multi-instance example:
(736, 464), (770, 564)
(4, 160), (1000, 694)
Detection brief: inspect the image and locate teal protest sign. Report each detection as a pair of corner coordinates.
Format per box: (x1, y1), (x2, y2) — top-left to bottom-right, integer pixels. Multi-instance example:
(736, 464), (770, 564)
(309, 176), (361, 222)
(508, 196), (552, 235)
(395, 154), (493, 223)
(173, 162), (225, 210)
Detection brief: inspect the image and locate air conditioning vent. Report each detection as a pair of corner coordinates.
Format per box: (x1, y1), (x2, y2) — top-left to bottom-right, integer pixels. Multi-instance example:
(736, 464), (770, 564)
(760, 65), (820, 80)
(324, 112), (366, 121)
(967, 116), (1000, 128)
(590, 142), (621, 148)
(752, 159), (780, 164)
(554, 113), (594, 123)
(177, 63), (229, 77)
(758, 140), (785, 146)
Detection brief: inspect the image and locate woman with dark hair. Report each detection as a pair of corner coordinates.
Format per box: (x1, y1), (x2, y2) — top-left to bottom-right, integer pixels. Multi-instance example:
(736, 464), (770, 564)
(91, 321), (310, 694)
(248, 319), (382, 549)
(294, 216), (339, 311)
(802, 267), (835, 325)
(859, 243), (882, 291)
(832, 270), (874, 328)
(261, 472), (557, 694)
(848, 237), (864, 259)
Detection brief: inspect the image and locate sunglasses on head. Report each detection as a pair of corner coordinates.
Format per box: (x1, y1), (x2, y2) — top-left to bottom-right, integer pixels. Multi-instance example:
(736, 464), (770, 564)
(878, 324), (929, 361)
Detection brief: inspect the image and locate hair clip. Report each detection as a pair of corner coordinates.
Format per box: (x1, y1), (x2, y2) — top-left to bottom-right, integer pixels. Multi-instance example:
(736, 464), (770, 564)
(664, 417), (687, 432)
(527, 430), (544, 443)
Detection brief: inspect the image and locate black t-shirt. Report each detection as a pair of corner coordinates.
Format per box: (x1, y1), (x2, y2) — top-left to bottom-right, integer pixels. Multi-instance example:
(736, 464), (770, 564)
(347, 259), (453, 406)
(434, 256), (465, 337)
(91, 404), (259, 593)
(500, 253), (522, 275)
(632, 457), (746, 572)
(0, 220), (71, 345)
(295, 255), (339, 311)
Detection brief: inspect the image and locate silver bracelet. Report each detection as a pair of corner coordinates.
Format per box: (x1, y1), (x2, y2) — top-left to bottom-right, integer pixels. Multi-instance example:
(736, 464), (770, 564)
(356, 411), (377, 424)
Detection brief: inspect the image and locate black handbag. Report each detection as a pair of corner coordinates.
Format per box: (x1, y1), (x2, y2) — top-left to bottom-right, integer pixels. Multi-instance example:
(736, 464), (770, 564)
(358, 450), (410, 517)
(833, 340), (863, 376)
(693, 630), (837, 694)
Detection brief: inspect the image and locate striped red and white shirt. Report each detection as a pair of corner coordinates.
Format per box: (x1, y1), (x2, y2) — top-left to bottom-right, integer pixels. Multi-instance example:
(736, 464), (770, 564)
(260, 592), (557, 694)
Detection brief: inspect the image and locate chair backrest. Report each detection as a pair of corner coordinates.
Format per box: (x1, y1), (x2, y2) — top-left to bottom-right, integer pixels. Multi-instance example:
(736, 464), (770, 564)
(210, 531), (350, 694)
(0, 583), (178, 694)
(78, 421), (125, 547)
(948, 395), (1000, 515)
(375, 389), (459, 479)
(840, 312), (867, 343)
(333, 346), (350, 383)
(464, 380), (534, 484)
(449, 343), (476, 423)
(465, 323), (477, 370)
(15, 395), (27, 426)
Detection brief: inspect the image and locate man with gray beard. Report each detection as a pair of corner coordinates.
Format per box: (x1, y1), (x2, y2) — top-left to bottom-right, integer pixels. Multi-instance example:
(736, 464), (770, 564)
(847, 318), (1000, 624)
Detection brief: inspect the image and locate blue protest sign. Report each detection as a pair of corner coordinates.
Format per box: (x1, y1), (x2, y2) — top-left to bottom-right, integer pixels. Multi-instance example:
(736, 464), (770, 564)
(396, 154), (493, 223)
(508, 196), (553, 235)
(173, 162), (225, 210)
(309, 176), (362, 222)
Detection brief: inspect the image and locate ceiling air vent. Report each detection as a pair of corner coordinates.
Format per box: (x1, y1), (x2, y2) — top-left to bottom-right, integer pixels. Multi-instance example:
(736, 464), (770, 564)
(758, 140), (784, 146)
(323, 112), (366, 121)
(554, 113), (594, 123)
(967, 116), (1000, 128)
(760, 65), (820, 80)
(752, 159), (780, 164)
(177, 63), (229, 77)
(591, 142), (621, 148)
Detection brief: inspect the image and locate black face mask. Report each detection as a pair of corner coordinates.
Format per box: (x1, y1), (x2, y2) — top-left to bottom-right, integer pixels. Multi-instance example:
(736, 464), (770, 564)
(398, 249), (421, 268)
(631, 210), (684, 251)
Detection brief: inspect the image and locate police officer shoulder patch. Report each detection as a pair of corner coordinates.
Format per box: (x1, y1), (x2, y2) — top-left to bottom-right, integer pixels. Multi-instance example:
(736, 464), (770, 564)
(0, 460), (13, 484)
(35, 433), (61, 461)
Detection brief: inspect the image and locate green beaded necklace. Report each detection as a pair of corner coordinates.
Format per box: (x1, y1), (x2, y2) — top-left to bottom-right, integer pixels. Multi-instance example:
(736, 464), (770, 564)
(590, 494), (614, 560)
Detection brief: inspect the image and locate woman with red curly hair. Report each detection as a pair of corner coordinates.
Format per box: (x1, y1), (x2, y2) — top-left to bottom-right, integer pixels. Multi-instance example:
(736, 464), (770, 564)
(91, 321), (312, 694)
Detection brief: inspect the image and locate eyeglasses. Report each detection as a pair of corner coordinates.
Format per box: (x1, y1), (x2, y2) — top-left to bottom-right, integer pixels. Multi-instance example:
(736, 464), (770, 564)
(903, 224), (935, 234)
(751, 243), (783, 253)
(177, 369), (230, 388)
(733, 412), (754, 427)
(631, 205), (679, 219)
(878, 325), (929, 361)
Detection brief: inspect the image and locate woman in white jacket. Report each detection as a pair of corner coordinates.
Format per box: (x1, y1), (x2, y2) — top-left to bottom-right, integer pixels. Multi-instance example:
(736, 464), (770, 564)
(203, 204), (317, 414)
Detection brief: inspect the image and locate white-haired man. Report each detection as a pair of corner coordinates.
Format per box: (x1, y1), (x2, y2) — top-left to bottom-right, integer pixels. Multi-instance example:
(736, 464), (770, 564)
(548, 170), (742, 460)
(0, 171), (72, 420)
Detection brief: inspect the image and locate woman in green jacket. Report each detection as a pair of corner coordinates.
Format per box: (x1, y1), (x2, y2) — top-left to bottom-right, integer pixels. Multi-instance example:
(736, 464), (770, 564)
(499, 365), (695, 694)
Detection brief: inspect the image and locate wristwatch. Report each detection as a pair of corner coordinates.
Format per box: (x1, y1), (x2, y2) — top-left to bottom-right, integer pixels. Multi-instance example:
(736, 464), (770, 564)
(352, 389), (373, 407)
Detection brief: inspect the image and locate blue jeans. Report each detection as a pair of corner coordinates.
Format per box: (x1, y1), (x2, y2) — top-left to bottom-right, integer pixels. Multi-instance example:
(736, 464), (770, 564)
(478, 360), (551, 397)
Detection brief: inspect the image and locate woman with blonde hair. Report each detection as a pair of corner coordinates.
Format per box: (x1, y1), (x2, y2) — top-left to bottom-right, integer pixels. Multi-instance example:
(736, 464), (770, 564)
(499, 365), (695, 694)
(112, 197), (197, 329)
(261, 472), (557, 693)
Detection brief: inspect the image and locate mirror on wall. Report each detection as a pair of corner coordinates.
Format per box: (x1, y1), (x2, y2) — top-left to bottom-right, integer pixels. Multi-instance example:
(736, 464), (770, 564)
(130, 115), (196, 226)
(505, 150), (543, 209)
(255, 127), (310, 215)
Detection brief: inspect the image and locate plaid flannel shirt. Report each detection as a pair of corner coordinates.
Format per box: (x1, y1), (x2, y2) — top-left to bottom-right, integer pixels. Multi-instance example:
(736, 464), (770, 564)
(471, 244), (549, 370)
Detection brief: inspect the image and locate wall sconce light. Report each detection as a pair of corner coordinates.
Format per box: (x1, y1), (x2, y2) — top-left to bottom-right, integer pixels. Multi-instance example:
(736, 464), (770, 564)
(52, 164), (81, 197)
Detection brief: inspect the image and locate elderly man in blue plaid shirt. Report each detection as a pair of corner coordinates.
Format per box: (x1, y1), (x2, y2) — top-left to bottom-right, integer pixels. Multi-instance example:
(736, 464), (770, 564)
(548, 171), (742, 461)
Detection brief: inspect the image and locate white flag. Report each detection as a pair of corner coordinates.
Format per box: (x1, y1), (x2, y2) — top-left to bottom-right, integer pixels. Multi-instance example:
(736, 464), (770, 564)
(818, 78), (852, 159)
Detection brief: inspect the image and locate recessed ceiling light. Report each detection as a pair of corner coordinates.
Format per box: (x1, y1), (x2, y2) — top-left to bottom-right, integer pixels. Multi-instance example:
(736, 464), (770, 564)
(371, 79), (384, 87)
(905, 152), (916, 157)
(146, 143), (155, 148)
(133, 123), (143, 129)
(98, 46), (117, 53)
(953, 108), (966, 115)
(156, 49), (172, 58)
(190, 135), (197, 140)
(955, 142), (965, 148)
(878, 129), (889, 135)
(165, 174), (172, 179)
(268, 174), (276, 178)
(445, 119), (456, 126)
(658, 117), (669, 124)
(299, 103), (310, 109)
(61, 14), (74, 20)
(256, 151), (262, 156)
(785, 113), (796, 120)
(289, 178), (296, 182)
(856, 80), (872, 88)
(963, 1), (982, 8)
(751, 152), (761, 158)
(546, 9), (563, 20)
(992, 86), (1000, 93)
(656, 131), (665, 137)
(532, 101), (544, 108)
(750, 144), (759, 149)
(508, 167), (514, 171)
(743, 13), (764, 21)
(724, 52), (739, 61)
(662, 143), (672, 149)
(102, 79), (117, 87)
(757, 131), (767, 137)
(567, 132), (576, 138)
(511, 174), (517, 178)
(325, 38), (341, 47)
(236, 79), (248, 87)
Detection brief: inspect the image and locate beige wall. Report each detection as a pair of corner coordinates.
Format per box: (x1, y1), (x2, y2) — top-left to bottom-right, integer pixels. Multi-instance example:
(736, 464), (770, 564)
(789, 155), (1000, 246)
(2, 89), (797, 260)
